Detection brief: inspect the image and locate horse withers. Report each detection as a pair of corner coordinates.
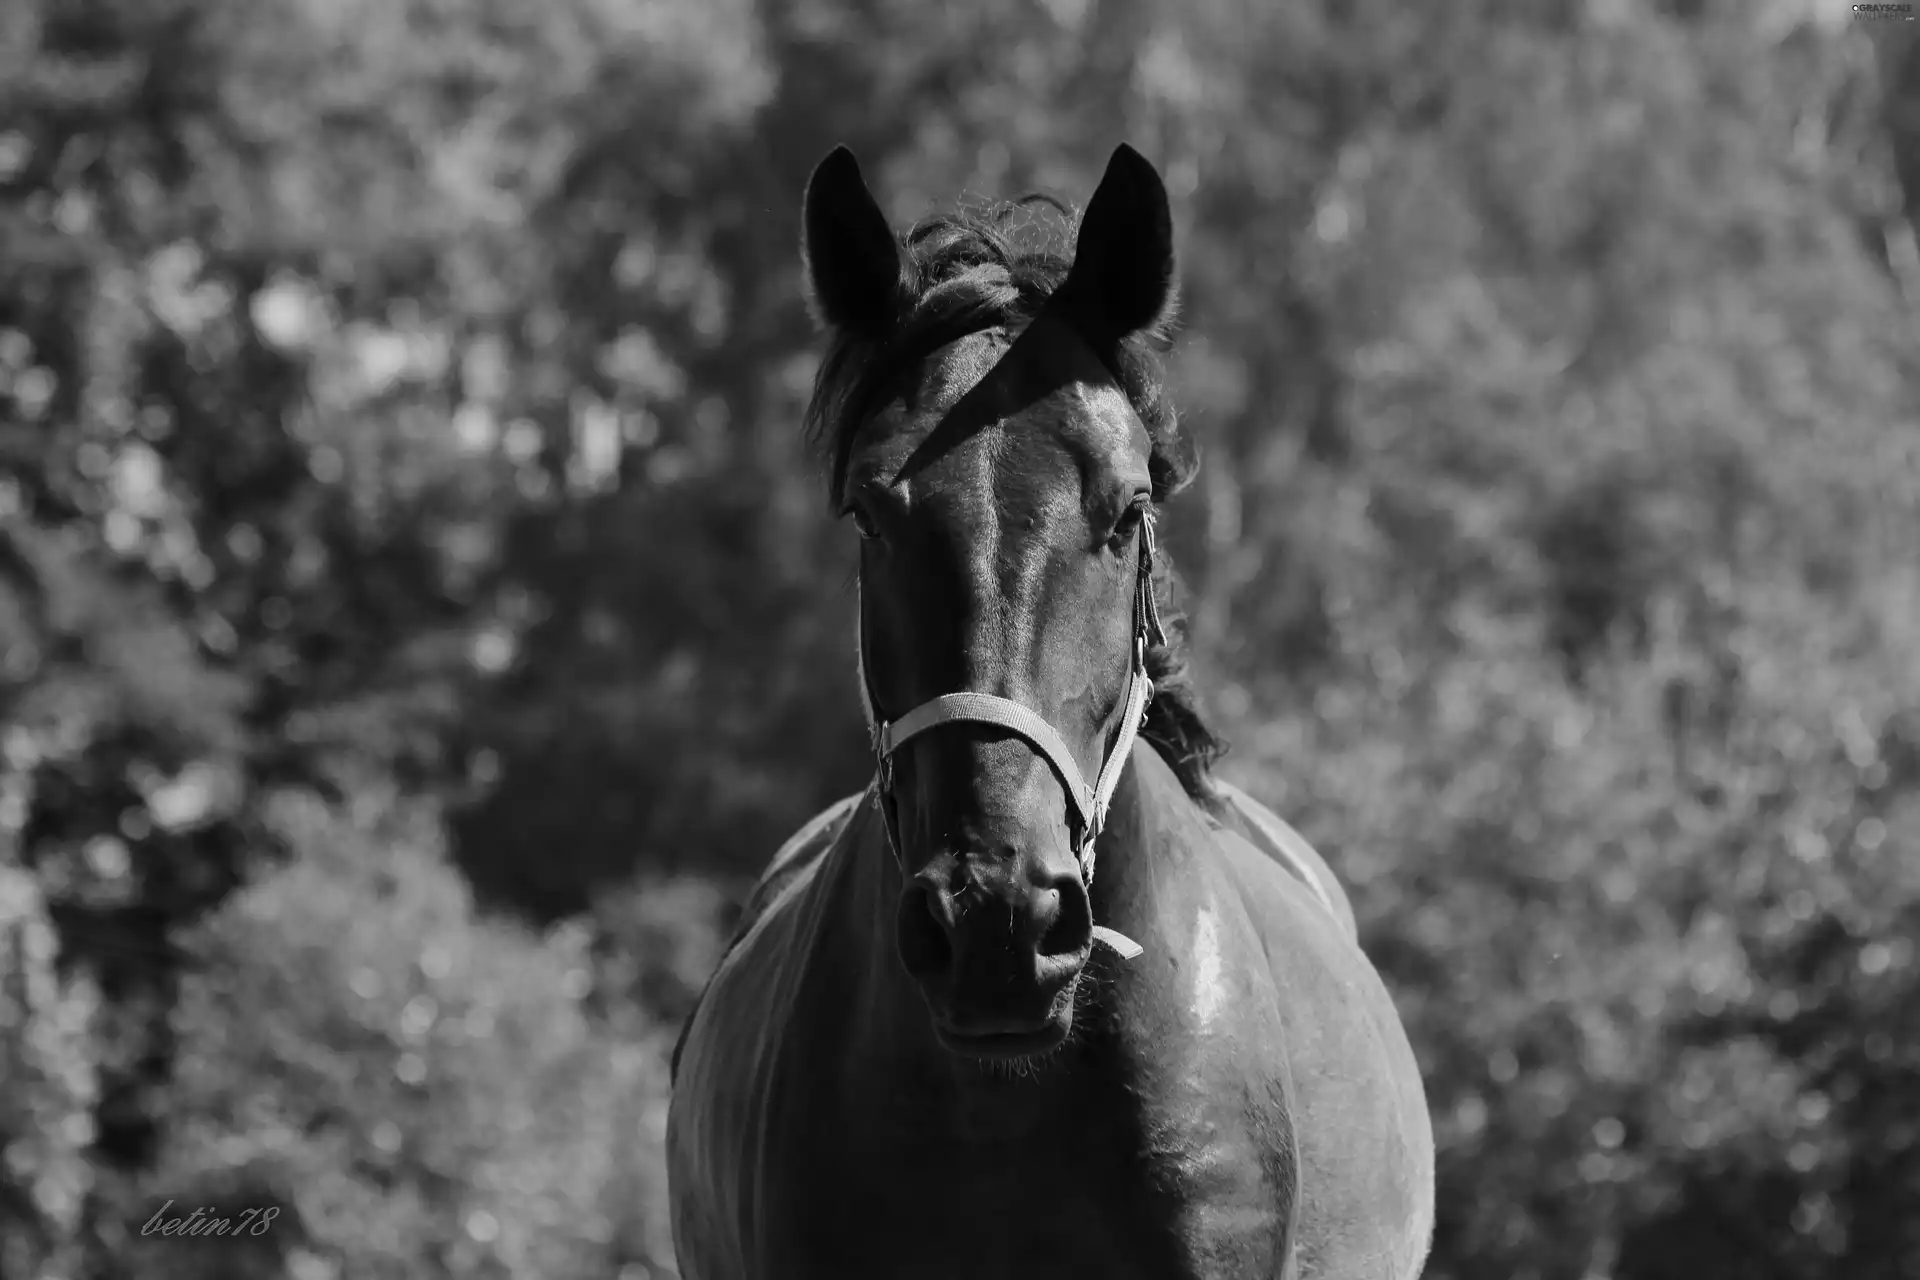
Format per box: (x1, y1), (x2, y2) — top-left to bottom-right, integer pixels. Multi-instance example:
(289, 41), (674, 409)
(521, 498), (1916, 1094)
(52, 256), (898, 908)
(666, 143), (1435, 1279)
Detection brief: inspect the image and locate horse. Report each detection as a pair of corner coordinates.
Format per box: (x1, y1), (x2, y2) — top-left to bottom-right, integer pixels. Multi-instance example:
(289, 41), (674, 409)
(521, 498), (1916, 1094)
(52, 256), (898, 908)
(666, 143), (1435, 1279)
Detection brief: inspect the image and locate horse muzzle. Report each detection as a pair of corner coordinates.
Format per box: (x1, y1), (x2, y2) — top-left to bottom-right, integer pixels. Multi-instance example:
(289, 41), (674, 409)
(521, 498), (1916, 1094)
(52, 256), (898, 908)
(895, 859), (1092, 1053)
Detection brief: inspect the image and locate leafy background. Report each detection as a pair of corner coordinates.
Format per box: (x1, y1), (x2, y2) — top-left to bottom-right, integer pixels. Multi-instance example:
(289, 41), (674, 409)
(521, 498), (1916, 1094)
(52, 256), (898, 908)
(2, 1), (1917, 1277)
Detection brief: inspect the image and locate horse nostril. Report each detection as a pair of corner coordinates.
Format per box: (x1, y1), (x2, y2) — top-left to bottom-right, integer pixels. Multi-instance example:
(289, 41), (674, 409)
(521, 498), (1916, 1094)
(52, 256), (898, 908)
(896, 885), (954, 981)
(1037, 875), (1093, 958)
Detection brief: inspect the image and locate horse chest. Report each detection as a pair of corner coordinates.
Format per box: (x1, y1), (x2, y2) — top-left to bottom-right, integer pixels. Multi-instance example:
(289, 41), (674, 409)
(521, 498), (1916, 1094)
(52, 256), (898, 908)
(668, 825), (1325, 1279)
(726, 1029), (1294, 1280)
(763, 1130), (1181, 1278)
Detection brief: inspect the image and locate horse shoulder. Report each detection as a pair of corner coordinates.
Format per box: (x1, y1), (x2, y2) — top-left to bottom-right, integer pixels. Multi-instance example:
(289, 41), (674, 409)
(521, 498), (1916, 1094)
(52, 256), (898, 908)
(1207, 778), (1359, 943)
(1204, 779), (1433, 1279)
(670, 789), (866, 1083)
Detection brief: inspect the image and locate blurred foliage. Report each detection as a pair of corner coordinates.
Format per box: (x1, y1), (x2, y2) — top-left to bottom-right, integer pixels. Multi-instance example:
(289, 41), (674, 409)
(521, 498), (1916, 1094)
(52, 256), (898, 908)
(112, 790), (674, 1279)
(1, 0), (1917, 1276)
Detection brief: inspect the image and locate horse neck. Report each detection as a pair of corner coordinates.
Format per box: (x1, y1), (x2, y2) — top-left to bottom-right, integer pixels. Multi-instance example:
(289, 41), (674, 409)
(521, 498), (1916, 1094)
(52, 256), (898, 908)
(1084, 740), (1205, 937)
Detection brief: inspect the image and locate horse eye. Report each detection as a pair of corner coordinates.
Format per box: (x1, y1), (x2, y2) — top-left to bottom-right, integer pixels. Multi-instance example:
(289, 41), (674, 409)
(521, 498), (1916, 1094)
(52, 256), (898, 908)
(848, 506), (880, 541)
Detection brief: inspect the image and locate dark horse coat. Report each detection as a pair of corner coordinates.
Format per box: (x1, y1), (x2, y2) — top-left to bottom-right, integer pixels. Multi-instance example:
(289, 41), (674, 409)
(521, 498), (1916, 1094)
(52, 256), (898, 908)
(668, 144), (1434, 1279)
(669, 748), (1434, 1278)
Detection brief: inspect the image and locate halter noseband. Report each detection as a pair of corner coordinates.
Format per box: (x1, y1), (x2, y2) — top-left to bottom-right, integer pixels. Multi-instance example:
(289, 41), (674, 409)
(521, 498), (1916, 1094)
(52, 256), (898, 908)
(858, 511), (1166, 960)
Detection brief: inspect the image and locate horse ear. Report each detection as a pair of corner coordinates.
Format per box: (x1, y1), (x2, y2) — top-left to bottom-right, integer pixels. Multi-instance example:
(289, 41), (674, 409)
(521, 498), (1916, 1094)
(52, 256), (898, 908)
(801, 146), (905, 338)
(1056, 144), (1177, 344)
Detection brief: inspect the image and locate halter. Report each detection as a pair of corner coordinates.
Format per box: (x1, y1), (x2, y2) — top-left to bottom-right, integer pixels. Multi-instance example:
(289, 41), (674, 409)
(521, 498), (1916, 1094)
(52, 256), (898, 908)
(858, 510), (1167, 960)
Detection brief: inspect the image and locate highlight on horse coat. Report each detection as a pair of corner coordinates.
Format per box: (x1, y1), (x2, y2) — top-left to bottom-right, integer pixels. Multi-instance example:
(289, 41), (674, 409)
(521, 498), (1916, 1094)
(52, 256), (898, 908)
(667, 142), (1436, 1280)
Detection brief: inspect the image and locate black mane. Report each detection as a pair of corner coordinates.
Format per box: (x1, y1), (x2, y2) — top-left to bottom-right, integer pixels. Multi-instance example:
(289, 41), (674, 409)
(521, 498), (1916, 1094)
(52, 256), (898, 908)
(801, 196), (1228, 798)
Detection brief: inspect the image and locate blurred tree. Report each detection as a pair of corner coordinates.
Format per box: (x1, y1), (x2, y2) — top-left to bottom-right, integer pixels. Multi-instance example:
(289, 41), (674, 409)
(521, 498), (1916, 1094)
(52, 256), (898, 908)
(0, 0), (529, 1265)
(122, 788), (674, 1279)
(0, 855), (98, 1280)
(0, 0), (1915, 1276)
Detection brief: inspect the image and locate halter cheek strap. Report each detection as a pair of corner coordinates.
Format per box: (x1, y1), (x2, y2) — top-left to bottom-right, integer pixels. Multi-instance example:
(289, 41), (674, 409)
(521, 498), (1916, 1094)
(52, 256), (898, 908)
(859, 512), (1166, 960)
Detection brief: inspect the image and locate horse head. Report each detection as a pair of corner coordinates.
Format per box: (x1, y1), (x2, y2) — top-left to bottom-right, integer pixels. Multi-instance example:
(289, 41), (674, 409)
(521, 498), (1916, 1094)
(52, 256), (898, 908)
(801, 143), (1205, 1059)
